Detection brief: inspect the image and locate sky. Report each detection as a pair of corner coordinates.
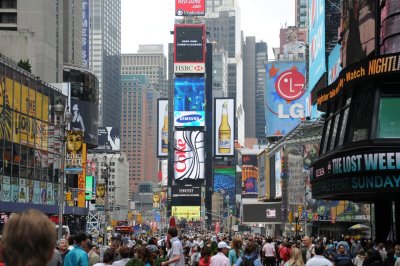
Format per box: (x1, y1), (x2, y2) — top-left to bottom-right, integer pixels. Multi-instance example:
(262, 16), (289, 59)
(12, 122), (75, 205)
(121, 0), (295, 58)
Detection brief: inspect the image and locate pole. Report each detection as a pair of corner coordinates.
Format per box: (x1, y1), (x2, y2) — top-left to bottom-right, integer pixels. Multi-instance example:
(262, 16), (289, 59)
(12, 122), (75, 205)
(103, 160), (109, 246)
(58, 127), (65, 241)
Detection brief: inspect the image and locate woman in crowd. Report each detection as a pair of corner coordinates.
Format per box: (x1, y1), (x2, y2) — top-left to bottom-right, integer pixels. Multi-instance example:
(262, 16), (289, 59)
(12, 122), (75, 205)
(283, 247), (304, 266)
(229, 238), (243, 266)
(199, 246), (212, 266)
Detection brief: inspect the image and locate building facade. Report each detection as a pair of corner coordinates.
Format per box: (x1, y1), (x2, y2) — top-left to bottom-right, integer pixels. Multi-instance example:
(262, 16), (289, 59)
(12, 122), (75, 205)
(295, 0), (308, 28)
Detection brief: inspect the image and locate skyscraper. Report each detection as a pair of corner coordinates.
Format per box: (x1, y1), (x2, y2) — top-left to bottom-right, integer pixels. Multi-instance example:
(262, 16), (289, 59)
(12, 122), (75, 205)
(295, 0), (308, 28)
(90, 0), (121, 128)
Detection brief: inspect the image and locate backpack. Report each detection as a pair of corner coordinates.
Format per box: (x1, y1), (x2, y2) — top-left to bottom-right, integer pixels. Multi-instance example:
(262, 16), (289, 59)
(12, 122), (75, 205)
(240, 255), (257, 266)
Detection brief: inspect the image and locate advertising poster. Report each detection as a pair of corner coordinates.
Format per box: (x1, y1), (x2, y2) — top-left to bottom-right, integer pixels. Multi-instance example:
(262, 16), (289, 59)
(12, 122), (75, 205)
(65, 130), (84, 173)
(242, 155), (258, 197)
(85, 175), (94, 200)
(287, 151), (304, 205)
(275, 150), (282, 199)
(40, 181), (47, 204)
(160, 159), (168, 186)
(175, 0), (205, 16)
(77, 143), (87, 207)
(94, 127), (120, 152)
(341, 0), (376, 68)
(328, 44), (342, 85)
(47, 182), (53, 205)
(174, 131), (205, 181)
(265, 61), (309, 137)
(95, 183), (106, 207)
(174, 24), (205, 63)
(308, 0), (326, 90)
(171, 206), (201, 220)
(33, 180), (41, 204)
(303, 144), (319, 170)
(70, 98), (98, 146)
(280, 27), (307, 59)
(18, 178), (26, 203)
(157, 99), (169, 157)
(214, 98), (235, 157)
(10, 177), (18, 203)
(2, 176), (11, 202)
(213, 166), (236, 207)
(82, 0), (89, 67)
(174, 77), (205, 127)
(153, 192), (161, 210)
(27, 179), (34, 203)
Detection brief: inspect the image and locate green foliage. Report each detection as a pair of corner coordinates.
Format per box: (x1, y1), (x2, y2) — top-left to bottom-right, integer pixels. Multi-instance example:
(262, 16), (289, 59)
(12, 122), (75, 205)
(17, 59), (31, 73)
(125, 258), (145, 266)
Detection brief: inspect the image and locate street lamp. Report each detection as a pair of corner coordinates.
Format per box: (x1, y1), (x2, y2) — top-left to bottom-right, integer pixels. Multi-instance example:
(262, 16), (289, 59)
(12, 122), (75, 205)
(54, 101), (72, 241)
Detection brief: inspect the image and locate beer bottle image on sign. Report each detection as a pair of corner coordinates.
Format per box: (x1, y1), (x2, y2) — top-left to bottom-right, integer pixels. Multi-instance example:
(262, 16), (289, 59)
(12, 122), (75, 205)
(218, 101), (231, 153)
(161, 104), (168, 153)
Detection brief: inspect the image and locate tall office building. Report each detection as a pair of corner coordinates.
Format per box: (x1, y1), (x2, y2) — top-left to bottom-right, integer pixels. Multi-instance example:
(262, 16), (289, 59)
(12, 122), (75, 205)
(90, 0), (121, 128)
(295, 0), (308, 28)
(121, 45), (167, 98)
(205, 0), (245, 146)
(243, 37), (268, 141)
(211, 46), (229, 98)
(120, 74), (159, 197)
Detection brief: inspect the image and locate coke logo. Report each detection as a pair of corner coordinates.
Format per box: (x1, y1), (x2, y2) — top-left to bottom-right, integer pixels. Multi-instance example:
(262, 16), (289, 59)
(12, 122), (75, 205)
(174, 138), (187, 173)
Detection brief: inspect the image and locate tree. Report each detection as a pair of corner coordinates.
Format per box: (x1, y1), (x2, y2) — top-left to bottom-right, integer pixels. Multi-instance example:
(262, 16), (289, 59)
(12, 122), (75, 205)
(17, 59), (31, 73)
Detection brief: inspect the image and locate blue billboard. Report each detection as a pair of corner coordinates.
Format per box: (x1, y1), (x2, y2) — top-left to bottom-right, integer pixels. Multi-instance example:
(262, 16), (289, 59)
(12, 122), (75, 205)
(174, 77), (205, 127)
(328, 44), (342, 85)
(82, 0), (89, 68)
(213, 166), (236, 208)
(308, 0), (326, 90)
(265, 62), (309, 137)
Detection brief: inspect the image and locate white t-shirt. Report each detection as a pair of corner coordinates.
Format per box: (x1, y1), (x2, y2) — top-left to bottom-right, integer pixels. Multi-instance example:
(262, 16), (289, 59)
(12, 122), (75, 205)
(170, 237), (185, 266)
(306, 255), (333, 266)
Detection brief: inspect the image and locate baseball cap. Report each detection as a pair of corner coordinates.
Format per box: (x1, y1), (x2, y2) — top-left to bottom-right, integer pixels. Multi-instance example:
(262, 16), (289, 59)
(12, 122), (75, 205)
(218, 242), (231, 249)
(111, 233), (122, 241)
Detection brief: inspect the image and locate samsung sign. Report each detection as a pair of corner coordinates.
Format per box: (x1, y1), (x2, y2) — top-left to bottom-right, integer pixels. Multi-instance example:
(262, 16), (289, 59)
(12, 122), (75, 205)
(174, 63), (205, 73)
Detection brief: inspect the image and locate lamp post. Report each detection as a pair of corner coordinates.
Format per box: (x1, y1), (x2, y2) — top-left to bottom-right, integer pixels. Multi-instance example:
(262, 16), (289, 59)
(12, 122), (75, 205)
(54, 101), (72, 241)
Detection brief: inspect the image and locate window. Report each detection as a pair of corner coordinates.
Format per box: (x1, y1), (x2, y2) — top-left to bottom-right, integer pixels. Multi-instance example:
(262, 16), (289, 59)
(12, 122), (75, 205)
(378, 97), (400, 138)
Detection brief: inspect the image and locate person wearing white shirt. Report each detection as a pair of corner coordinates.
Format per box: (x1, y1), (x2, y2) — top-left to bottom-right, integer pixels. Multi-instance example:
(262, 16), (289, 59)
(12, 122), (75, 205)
(306, 244), (333, 266)
(210, 242), (231, 266)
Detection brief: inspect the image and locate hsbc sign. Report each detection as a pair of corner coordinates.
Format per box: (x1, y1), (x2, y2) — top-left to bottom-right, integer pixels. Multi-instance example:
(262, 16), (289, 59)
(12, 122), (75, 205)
(174, 63), (205, 73)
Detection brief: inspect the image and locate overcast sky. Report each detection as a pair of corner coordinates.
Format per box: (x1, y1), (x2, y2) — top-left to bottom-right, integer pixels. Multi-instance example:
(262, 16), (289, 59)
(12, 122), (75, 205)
(121, 0), (295, 58)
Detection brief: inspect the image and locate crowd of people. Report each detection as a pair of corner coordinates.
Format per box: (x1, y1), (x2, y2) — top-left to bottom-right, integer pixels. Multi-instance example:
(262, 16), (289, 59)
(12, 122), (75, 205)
(1, 209), (400, 266)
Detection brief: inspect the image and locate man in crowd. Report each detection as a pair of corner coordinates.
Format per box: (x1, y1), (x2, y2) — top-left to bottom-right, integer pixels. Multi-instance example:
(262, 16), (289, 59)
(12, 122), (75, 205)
(64, 232), (89, 266)
(210, 241), (231, 266)
(333, 244), (352, 266)
(262, 237), (276, 266)
(161, 227), (185, 266)
(306, 244), (333, 266)
(302, 236), (315, 263)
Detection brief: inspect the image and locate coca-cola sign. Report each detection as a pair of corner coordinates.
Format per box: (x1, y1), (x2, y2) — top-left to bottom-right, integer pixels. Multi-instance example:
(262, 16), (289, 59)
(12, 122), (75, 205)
(174, 131), (205, 180)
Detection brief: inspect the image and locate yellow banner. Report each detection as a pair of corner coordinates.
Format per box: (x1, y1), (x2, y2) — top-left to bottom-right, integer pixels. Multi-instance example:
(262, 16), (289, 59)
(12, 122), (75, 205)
(78, 143), (86, 207)
(13, 112), (35, 147)
(66, 130), (84, 170)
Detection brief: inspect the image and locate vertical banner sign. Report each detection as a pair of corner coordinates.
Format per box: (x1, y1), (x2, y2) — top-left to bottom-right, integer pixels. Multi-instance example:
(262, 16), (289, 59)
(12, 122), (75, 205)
(82, 0), (89, 67)
(242, 155), (258, 198)
(174, 77), (205, 127)
(65, 130), (84, 173)
(265, 62), (309, 137)
(214, 98), (235, 157)
(328, 44), (342, 85)
(85, 175), (93, 200)
(78, 143), (86, 207)
(157, 99), (169, 157)
(174, 131), (205, 180)
(175, 0), (205, 16)
(275, 150), (282, 198)
(153, 192), (161, 210)
(308, 0), (326, 90)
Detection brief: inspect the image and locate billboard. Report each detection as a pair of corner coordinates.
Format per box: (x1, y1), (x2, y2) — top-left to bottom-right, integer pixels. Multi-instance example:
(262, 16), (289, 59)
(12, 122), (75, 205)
(175, 0), (205, 16)
(308, 0), (326, 90)
(213, 166), (236, 207)
(214, 98), (235, 157)
(242, 155), (258, 198)
(70, 98), (98, 146)
(82, 0), (89, 67)
(174, 131), (205, 181)
(77, 143), (86, 207)
(265, 61), (309, 137)
(160, 159), (168, 186)
(275, 150), (282, 199)
(65, 130), (84, 173)
(242, 202), (283, 223)
(94, 127), (120, 152)
(328, 44), (342, 85)
(153, 192), (161, 210)
(157, 99), (169, 157)
(174, 24), (205, 65)
(174, 77), (205, 127)
(172, 206), (201, 221)
(172, 185), (201, 198)
(85, 175), (94, 200)
(341, 0), (376, 68)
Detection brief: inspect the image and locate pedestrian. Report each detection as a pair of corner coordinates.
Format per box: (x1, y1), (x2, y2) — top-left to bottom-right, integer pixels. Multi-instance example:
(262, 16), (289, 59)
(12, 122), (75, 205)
(352, 249), (366, 266)
(235, 240), (262, 266)
(112, 246), (132, 266)
(301, 236), (315, 263)
(282, 247), (304, 266)
(64, 232), (89, 266)
(229, 238), (244, 266)
(199, 246), (212, 266)
(1, 209), (57, 266)
(332, 244), (352, 266)
(58, 238), (71, 262)
(161, 227), (185, 266)
(262, 237), (276, 266)
(210, 241), (231, 266)
(47, 248), (63, 266)
(305, 244), (333, 266)
(94, 248), (115, 266)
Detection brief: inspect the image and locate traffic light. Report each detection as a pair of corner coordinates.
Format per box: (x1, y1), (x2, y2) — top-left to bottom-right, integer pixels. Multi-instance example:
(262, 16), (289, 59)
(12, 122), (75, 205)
(288, 211), (293, 224)
(137, 213), (142, 224)
(128, 211), (133, 221)
(66, 191), (72, 201)
(298, 206), (303, 217)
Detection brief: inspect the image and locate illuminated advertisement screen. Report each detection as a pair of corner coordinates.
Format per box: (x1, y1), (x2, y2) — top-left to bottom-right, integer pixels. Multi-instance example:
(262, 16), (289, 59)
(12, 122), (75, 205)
(214, 98), (235, 157)
(70, 98), (98, 146)
(157, 99), (169, 157)
(174, 77), (205, 127)
(241, 155), (258, 198)
(308, 0), (326, 90)
(176, 0), (205, 16)
(94, 127), (120, 152)
(85, 175), (94, 200)
(172, 206), (201, 220)
(174, 131), (204, 181)
(174, 24), (205, 63)
(213, 166), (236, 207)
(265, 61), (309, 137)
(275, 150), (282, 199)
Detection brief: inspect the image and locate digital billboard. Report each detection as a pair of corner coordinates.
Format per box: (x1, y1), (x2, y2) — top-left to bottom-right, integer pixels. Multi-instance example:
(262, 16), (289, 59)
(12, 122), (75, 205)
(213, 166), (236, 207)
(214, 98), (235, 157)
(275, 150), (282, 199)
(157, 99), (169, 157)
(85, 175), (94, 200)
(242, 155), (258, 198)
(70, 98), (98, 146)
(82, 0), (89, 67)
(174, 24), (205, 64)
(174, 77), (205, 127)
(174, 131), (204, 181)
(308, 0), (326, 90)
(328, 44), (342, 85)
(93, 127), (120, 152)
(265, 62), (309, 137)
(172, 206), (201, 221)
(175, 0), (205, 16)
